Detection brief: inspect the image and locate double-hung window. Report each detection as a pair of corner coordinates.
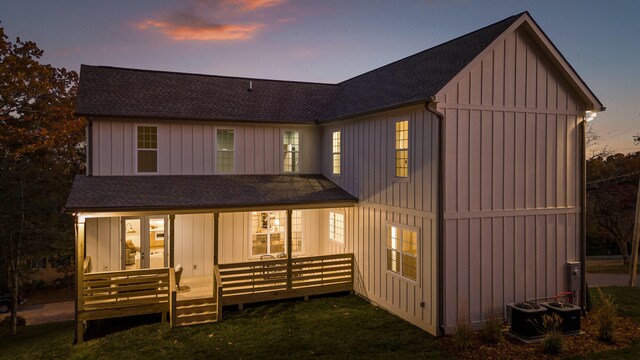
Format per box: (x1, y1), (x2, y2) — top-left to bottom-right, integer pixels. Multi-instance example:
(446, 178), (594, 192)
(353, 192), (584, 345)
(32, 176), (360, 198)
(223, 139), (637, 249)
(283, 130), (299, 173)
(332, 130), (341, 175)
(216, 129), (235, 173)
(394, 120), (409, 178)
(251, 210), (302, 257)
(386, 225), (418, 281)
(137, 125), (158, 173)
(329, 210), (345, 244)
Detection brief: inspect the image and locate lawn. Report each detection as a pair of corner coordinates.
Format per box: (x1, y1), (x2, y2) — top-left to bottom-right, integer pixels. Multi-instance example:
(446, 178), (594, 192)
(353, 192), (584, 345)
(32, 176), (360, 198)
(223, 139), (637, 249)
(586, 259), (633, 274)
(0, 294), (450, 360)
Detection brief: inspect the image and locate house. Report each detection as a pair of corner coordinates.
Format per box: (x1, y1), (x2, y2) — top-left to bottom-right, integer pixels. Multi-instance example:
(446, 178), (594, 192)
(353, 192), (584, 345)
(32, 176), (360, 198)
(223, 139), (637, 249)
(66, 11), (604, 343)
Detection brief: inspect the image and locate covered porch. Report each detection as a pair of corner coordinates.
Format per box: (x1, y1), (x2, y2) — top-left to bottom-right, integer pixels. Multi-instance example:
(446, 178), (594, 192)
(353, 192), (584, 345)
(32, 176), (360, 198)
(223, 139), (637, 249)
(66, 174), (358, 343)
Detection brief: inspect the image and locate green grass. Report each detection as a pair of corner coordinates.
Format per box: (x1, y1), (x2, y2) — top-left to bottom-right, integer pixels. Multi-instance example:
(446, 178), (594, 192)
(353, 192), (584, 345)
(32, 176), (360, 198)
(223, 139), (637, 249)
(572, 286), (640, 359)
(586, 259), (632, 274)
(1, 295), (451, 360)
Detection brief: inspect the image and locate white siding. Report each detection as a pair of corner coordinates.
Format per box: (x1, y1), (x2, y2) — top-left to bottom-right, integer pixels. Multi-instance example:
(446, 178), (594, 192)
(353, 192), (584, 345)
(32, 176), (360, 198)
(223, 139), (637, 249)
(91, 120), (321, 176)
(85, 217), (120, 272)
(321, 105), (439, 335)
(437, 27), (585, 332)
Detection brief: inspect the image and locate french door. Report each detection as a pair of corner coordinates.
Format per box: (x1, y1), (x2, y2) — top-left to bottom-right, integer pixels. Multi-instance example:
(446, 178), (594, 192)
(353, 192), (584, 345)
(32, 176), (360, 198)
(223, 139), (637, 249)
(122, 216), (168, 270)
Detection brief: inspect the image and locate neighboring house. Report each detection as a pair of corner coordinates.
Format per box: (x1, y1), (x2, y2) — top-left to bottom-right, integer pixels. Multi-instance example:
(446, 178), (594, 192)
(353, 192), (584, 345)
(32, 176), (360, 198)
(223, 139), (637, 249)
(66, 11), (604, 343)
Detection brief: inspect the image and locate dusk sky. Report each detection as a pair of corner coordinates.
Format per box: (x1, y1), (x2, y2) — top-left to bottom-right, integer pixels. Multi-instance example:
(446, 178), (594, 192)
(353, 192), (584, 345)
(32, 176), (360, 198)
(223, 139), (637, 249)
(2, 0), (638, 153)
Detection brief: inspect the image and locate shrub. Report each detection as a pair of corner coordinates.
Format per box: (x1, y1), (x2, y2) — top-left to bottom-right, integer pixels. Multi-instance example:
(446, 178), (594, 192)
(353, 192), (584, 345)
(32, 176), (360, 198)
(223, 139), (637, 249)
(541, 313), (563, 355)
(481, 318), (504, 343)
(591, 287), (617, 343)
(452, 322), (474, 351)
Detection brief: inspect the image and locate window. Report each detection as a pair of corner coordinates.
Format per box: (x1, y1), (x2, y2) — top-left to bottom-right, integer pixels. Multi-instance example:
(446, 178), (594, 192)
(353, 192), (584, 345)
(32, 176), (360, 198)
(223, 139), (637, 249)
(216, 129), (235, 173)
(329, 210), (345, 244)
(251, 210), (302, 257)
(283, 130), (300, 172)
(394, 120), (409, 178)
(386, 225), (417, 281)
(332, 130), (341, 175)
(30, 257), (47, 270)
(137, 126), (158, 173)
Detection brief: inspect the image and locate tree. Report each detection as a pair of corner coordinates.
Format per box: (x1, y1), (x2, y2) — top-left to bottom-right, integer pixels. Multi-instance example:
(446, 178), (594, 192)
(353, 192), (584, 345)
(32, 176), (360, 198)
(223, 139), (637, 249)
(0, 24), (85, 335)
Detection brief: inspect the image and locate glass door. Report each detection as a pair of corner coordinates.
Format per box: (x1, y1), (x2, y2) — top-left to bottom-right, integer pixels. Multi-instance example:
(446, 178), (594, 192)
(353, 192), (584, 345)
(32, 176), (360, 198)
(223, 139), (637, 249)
(123, 216), (168, 270)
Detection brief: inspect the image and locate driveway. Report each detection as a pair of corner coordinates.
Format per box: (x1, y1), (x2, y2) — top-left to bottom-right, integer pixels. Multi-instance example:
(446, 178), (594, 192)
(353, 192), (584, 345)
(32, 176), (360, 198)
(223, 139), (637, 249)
(1, 300), (74, 325)
(586, 273), (639, 287)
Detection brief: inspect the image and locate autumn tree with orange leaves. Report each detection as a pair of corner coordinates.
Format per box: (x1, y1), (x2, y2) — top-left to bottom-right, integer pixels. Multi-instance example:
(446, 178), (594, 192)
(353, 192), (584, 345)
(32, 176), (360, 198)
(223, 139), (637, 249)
(0, 24), (85, 335)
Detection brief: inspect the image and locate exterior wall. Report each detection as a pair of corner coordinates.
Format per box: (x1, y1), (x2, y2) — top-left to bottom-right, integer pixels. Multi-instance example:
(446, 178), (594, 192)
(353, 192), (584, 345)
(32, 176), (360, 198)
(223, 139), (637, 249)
(86, 217), (121, 272)
(90, 119), (321, 176)
(436, 27), (585, 332)
(321, 105), (439, 335)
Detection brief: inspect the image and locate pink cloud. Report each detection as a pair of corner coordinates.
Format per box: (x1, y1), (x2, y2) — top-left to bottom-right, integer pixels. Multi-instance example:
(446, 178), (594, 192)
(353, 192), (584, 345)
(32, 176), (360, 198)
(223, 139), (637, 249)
(225, 0), (286, 11)
(137, 12), (262, 41)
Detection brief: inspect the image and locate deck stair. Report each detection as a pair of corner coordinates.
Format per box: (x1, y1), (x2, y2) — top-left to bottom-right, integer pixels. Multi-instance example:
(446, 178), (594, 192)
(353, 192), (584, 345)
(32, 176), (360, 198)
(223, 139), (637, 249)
(174, 297), (218, 327)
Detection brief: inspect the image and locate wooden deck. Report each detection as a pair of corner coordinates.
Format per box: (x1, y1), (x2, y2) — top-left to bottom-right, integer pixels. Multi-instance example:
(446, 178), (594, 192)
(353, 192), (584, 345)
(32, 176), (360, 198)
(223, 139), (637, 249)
(76, 253), (353, 341)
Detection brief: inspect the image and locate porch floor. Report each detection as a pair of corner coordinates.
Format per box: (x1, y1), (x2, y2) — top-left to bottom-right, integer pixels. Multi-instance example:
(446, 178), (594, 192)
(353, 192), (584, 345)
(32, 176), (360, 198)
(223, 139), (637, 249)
(176, 275), (214, 301)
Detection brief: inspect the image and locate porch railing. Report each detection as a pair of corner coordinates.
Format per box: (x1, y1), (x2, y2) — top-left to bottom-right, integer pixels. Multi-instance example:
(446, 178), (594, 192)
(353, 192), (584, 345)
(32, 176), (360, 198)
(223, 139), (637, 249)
(218, 253), (354, 306)
(79, 268), (170, 321)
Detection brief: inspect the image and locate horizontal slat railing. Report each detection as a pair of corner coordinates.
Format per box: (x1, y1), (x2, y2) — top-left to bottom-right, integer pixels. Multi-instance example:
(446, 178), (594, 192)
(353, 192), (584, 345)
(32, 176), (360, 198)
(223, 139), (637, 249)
(219, 253), (353, 305)
(82, 268), (170, 313)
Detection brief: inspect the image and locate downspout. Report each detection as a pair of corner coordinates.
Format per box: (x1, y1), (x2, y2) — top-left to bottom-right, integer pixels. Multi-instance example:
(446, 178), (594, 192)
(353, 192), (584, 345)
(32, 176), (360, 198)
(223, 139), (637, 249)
(426, 97), (445, 336)
(87, 117), (93, 176)
(579, 118), (587, 311)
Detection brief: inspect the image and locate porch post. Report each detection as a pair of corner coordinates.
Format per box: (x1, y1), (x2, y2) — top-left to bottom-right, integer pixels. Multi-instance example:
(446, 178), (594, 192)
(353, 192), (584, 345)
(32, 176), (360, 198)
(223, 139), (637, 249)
(74, 216), (85, 344)
(214, 212), (219, 265)
(286, 209), (292, 290)
(169, 214), (175, 268)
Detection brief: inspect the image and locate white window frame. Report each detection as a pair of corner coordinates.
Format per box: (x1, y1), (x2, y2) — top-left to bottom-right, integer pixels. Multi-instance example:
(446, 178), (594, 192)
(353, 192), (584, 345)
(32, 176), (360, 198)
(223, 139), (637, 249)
(135, 124), (159, 175)
(215, 127), (236, 174)
(385, 222), (419, 284)
(282, 129), (300, 173)
(393, 119), (409, 180)
(248, 210), (303, 258)
(331, 129), (341, 177)
(329, 209), (346, 245)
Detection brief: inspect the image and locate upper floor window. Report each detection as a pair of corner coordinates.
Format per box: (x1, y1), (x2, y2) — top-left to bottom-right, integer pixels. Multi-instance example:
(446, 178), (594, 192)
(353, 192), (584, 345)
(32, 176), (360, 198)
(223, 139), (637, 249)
(283, 130), (300, 173)
(329, 210), (345, 244)
(137, 125), (158, 173)
(216, 129), (235, 173)
(394, 120), (409, 178)
(387, 225), (417, 281)
(332, 130), (341, 175)
(250, 210), (302, 257)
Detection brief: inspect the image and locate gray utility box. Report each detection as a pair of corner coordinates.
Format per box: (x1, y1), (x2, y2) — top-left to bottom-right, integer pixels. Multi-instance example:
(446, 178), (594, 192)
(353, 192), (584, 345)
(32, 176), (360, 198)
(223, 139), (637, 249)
(567, 262), (581, 294)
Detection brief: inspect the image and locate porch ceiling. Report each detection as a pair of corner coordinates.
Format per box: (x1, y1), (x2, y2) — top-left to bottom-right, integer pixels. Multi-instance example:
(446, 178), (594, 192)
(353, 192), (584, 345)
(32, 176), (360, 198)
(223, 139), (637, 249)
(65, 174), (357, 214)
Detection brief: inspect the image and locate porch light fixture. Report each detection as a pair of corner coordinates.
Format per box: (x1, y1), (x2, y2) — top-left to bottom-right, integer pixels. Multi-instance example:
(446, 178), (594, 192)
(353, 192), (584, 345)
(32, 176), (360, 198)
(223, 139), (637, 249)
(126, 223), (136, 234)
(585, 111), (597, 122)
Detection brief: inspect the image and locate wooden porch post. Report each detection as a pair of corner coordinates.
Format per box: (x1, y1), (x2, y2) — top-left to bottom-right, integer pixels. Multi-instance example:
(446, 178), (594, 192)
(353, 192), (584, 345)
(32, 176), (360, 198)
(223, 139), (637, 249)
(286, 209), (292, 290)
(169, 214), (175, 268)
(214, 213), (219, 265)
(74, 216), (85, 344)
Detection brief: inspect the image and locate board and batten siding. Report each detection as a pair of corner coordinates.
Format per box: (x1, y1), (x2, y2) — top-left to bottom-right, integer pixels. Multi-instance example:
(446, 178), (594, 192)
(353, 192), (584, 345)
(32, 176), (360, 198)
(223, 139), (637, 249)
(436, 27), (585, 332)
(322, 105), (439, 335)
(90, 119), (321, 175)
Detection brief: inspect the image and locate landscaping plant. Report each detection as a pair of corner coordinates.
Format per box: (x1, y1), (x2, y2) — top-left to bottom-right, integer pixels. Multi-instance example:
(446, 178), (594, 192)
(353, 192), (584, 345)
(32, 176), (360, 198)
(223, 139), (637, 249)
(541, 313), (563, 355)
(591, 287), (617, 343)
(481, 318), (504, 343)
(452, 322), (474, 352)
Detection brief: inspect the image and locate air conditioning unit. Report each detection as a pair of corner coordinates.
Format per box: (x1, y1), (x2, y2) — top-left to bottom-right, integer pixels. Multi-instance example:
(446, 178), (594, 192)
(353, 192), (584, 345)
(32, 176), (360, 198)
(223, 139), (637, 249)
(541, 302), (581, 334)
(506, 302), (547, 339)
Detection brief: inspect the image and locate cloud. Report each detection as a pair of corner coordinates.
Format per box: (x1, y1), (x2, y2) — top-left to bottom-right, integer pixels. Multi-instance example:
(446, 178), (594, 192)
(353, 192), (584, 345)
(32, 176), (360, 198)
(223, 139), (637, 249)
(137, 12), (262, 41)
(225, 0), (286, 11)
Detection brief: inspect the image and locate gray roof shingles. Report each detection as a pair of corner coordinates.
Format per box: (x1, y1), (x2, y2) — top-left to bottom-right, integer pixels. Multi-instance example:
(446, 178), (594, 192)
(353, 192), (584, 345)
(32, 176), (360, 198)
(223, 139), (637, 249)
(76, 13), (522, 124)
(65, 174), (357, 212)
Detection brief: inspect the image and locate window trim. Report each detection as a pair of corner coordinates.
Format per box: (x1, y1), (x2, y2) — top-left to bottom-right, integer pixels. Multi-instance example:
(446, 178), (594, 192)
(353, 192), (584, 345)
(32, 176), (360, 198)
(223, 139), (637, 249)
(385, 222), (420, 284)
(134, 124), (159, 175)
(282, 129), (301, 173)
(393, 119), (410, 182)
(328, 209), (346, 245)
(215, 127), (236, 174)
(331, 129), (342, 177)
(248, 210), (304, 259)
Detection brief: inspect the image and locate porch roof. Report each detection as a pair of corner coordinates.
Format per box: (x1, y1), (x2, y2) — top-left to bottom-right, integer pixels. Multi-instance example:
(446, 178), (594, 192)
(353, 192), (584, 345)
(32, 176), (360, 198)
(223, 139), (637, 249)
(65, 174), (357, 213)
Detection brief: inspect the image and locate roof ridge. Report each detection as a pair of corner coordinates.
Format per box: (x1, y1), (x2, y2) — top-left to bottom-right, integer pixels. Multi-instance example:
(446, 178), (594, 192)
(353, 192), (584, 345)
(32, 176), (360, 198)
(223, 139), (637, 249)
(336, 12), (525, 85)
(80, 64), (340, 87)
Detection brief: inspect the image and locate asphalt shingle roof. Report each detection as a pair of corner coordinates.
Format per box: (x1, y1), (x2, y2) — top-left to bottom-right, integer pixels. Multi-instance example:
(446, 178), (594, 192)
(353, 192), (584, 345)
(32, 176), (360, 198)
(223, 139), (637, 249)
(65, 174), (357, 212)
(76, 13), (522, 123)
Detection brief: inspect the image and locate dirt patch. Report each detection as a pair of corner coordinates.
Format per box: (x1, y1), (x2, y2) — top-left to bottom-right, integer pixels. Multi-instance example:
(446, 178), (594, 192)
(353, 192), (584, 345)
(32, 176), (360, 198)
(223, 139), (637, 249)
(24, 286), (74, 306)
(438, 315), (640, 359)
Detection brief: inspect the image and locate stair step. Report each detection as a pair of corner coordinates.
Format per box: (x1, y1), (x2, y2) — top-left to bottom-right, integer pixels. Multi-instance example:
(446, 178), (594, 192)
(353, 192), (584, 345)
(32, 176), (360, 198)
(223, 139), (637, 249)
(175, 319), (217, 327)
(176, 297), (215, 307)
(176, 304), (216, 315)
(177, 311), (217, 319)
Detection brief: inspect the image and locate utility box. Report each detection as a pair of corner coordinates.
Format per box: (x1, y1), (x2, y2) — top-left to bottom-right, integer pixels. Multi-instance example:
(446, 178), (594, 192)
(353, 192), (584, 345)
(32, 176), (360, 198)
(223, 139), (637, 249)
(567, 262), (581, 294)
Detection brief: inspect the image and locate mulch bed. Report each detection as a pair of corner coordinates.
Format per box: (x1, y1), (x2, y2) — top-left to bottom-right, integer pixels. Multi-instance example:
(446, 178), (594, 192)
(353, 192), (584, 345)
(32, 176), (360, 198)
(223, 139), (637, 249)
(438, 315), (640, 359)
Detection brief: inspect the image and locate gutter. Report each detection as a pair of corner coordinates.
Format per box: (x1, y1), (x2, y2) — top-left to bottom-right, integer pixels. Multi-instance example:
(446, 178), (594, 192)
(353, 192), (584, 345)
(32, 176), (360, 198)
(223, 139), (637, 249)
(579, 120), (587, 310)
(426, 97), (445, 336)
